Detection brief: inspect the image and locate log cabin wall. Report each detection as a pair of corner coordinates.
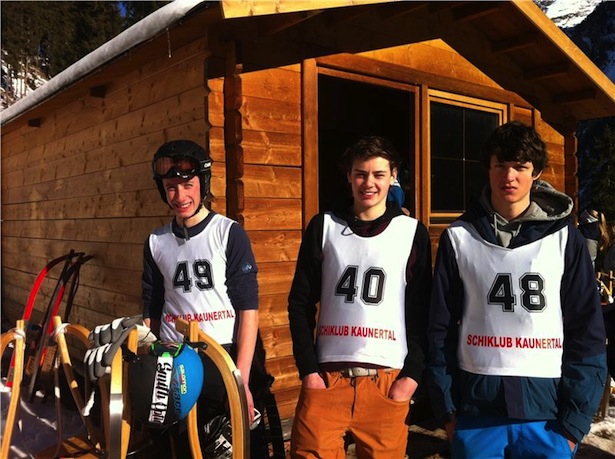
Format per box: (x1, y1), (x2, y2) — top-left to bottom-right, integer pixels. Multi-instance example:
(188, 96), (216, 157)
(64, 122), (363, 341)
(208, 52), (304, 418)
(1, 34), (213, 332)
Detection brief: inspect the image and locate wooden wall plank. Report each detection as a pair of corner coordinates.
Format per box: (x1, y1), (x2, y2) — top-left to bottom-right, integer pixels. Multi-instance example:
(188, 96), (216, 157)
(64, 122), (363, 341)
(231, 65), (301, 101)
(249, 230), (301, 263)
(2, 237), (143, 272)
(211, 127), (302, 166)
(1, 217), (169, 244)
(258, 293), (292, 329)
(259, 324), (294, 360)
(243, 198), (303, 231)
(256, 262), (296, 296)
(209, 91), (301, 135)
(243, 165), (301, 198)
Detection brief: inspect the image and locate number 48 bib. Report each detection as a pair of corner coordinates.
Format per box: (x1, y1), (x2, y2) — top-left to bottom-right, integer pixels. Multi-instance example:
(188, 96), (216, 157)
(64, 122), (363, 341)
(448, 221), (567, 378)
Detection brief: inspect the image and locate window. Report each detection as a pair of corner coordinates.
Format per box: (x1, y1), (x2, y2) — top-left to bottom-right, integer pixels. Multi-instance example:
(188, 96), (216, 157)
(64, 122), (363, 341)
(429, 93), (504, 219)
(317, 72), (416, 213)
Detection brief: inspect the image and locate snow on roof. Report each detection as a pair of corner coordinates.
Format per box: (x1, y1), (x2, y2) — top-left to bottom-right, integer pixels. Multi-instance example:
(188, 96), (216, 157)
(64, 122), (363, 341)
(0, 0), (207, 126)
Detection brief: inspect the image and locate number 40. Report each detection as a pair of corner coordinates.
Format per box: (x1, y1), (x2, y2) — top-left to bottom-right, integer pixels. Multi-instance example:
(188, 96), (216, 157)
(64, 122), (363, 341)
(335, 266), (386, 305)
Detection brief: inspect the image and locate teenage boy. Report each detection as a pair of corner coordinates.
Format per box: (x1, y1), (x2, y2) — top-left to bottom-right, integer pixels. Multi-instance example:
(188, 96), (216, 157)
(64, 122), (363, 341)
(427, 121), (607, 458)
(142, 139), (261, 457)
(288, 136), (432, 458)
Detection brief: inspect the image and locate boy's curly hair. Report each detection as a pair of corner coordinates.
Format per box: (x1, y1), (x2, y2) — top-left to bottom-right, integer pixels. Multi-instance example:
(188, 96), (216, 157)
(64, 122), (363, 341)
(481, 121), (548, 176)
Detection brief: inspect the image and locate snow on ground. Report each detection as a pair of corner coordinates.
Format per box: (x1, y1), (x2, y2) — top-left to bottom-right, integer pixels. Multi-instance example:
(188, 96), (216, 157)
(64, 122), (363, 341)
(583, 398), (615, 456)
(1, 379), (86, 459)
(2, 376), (614, 458)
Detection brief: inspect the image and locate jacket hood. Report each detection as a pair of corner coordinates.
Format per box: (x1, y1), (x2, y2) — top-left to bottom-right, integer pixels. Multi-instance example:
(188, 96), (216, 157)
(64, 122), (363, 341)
(478, 179), (572, 223)
(463, 180), (573, 248)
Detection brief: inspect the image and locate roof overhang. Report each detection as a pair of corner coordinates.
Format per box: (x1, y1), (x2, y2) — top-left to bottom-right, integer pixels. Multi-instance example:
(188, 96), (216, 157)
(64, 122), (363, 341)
(2, 0), (613, 132)
(217, 0), (615, 130)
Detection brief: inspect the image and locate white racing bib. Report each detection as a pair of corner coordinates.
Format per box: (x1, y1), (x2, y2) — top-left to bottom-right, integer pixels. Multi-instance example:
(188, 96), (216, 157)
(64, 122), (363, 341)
(448, 221), (567, 378)
(317, 213), (418, 368)
(149, 214), (237, 344)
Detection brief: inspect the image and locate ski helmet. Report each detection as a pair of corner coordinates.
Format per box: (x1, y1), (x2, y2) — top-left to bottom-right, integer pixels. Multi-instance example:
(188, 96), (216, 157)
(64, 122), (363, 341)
(152, 140), (212, 205)
(128, 341), (204, 428)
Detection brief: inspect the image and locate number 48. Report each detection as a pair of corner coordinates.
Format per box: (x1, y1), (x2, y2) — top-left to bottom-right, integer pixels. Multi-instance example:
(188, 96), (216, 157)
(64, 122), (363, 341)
(488, 273), (546, 312)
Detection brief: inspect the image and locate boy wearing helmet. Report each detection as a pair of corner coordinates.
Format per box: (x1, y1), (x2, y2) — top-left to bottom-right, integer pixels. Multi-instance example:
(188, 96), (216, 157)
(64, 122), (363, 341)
(287, 136), (432, 457)
(143, 139), (260, 457)
(427, 121), (607, 458)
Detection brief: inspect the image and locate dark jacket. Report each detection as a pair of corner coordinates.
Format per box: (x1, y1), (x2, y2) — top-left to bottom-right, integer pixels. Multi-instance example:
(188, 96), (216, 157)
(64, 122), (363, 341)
(427, 181), (607, 443)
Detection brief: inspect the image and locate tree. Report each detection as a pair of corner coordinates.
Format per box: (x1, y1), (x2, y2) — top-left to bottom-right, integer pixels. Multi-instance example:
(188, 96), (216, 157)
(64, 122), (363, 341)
(122, 1), (171, 28)
(578, 118), (615, 222)
(1, 1), (167, 94)
(1, 2), (48, 93)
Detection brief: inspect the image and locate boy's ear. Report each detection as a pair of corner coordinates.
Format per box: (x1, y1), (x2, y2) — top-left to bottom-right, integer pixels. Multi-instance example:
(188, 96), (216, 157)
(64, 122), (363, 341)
(533, 170), (543, 180)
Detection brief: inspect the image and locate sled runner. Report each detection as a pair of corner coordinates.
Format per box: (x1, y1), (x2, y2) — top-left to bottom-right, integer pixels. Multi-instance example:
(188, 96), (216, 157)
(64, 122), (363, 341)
(175, 318), (250, 459)
(1, 320), (26, 458)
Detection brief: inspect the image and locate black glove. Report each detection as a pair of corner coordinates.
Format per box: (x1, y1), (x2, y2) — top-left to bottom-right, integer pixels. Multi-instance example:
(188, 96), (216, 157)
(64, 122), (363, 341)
(85, 315), (141, 382)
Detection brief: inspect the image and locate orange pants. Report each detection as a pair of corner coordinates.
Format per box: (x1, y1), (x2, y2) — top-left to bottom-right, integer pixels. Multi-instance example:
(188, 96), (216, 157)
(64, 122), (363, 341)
(290, 369), (410, 458)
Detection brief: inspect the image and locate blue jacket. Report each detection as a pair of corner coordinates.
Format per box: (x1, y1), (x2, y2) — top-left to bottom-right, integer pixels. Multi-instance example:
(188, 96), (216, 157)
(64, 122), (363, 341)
(427, 181), (607, 443)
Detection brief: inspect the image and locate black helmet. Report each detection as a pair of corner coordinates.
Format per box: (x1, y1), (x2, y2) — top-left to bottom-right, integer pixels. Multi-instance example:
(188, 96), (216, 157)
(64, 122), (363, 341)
(152, 140), (212, 205)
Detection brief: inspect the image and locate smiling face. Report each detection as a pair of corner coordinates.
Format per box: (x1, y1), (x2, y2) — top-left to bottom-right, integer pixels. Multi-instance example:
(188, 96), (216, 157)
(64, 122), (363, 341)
(348, 156), (396, 221)
(163, 175), (204, 224)
(488, 155), (541, 220)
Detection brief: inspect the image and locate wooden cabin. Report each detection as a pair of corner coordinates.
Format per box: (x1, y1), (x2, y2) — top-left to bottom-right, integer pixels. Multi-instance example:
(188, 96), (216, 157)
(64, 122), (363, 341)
(2, 0), (614, 423)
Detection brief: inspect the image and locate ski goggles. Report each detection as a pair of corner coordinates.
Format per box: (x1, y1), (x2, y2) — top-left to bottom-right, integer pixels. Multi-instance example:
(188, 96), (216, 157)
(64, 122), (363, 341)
(152, 155), (211, 180)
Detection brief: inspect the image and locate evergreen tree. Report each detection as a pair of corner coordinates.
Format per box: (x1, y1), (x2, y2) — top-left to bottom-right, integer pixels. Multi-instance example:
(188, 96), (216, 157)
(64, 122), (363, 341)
(1, 2), (47, 89)
(1, 1), (166, 83)
(578, 118), (615, 221)
(122, 1), (171, 28)
(39, 2), (124, 76)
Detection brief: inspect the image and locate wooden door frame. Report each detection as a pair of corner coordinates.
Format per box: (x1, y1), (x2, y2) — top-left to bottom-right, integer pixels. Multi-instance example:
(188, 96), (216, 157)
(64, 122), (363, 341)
(301, 56), (421, 229)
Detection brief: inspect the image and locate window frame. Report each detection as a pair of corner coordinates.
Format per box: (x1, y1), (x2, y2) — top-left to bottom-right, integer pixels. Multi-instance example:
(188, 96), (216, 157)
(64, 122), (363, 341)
(425, 90), (507, 224)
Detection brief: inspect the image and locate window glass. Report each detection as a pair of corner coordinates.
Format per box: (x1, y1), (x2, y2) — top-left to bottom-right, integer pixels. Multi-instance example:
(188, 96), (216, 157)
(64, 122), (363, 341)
(431, 101), (499, 213)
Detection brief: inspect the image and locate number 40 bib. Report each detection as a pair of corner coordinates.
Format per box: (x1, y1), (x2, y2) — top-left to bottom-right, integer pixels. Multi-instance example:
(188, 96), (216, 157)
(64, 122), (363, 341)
(317, 212), (418, 368)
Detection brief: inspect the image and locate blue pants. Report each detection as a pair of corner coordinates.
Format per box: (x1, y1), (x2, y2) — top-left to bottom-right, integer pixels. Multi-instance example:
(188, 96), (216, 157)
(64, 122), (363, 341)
(451, 416), (578, 459)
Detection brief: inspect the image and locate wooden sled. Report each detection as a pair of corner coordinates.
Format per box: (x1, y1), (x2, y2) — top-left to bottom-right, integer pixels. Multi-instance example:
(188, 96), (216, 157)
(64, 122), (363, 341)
(175, 318), (250, 459)
(2, 315), (139, 459)
(3, 317), (250, 459)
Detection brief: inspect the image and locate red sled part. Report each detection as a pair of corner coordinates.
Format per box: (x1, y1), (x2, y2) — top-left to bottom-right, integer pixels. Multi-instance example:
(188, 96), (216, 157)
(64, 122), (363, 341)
(24, 252), (94, 401)
(6, 250), (93, 392)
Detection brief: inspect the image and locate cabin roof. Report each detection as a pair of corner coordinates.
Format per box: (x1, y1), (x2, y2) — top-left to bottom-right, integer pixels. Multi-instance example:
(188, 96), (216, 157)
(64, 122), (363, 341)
(2, 0), (614, 131)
